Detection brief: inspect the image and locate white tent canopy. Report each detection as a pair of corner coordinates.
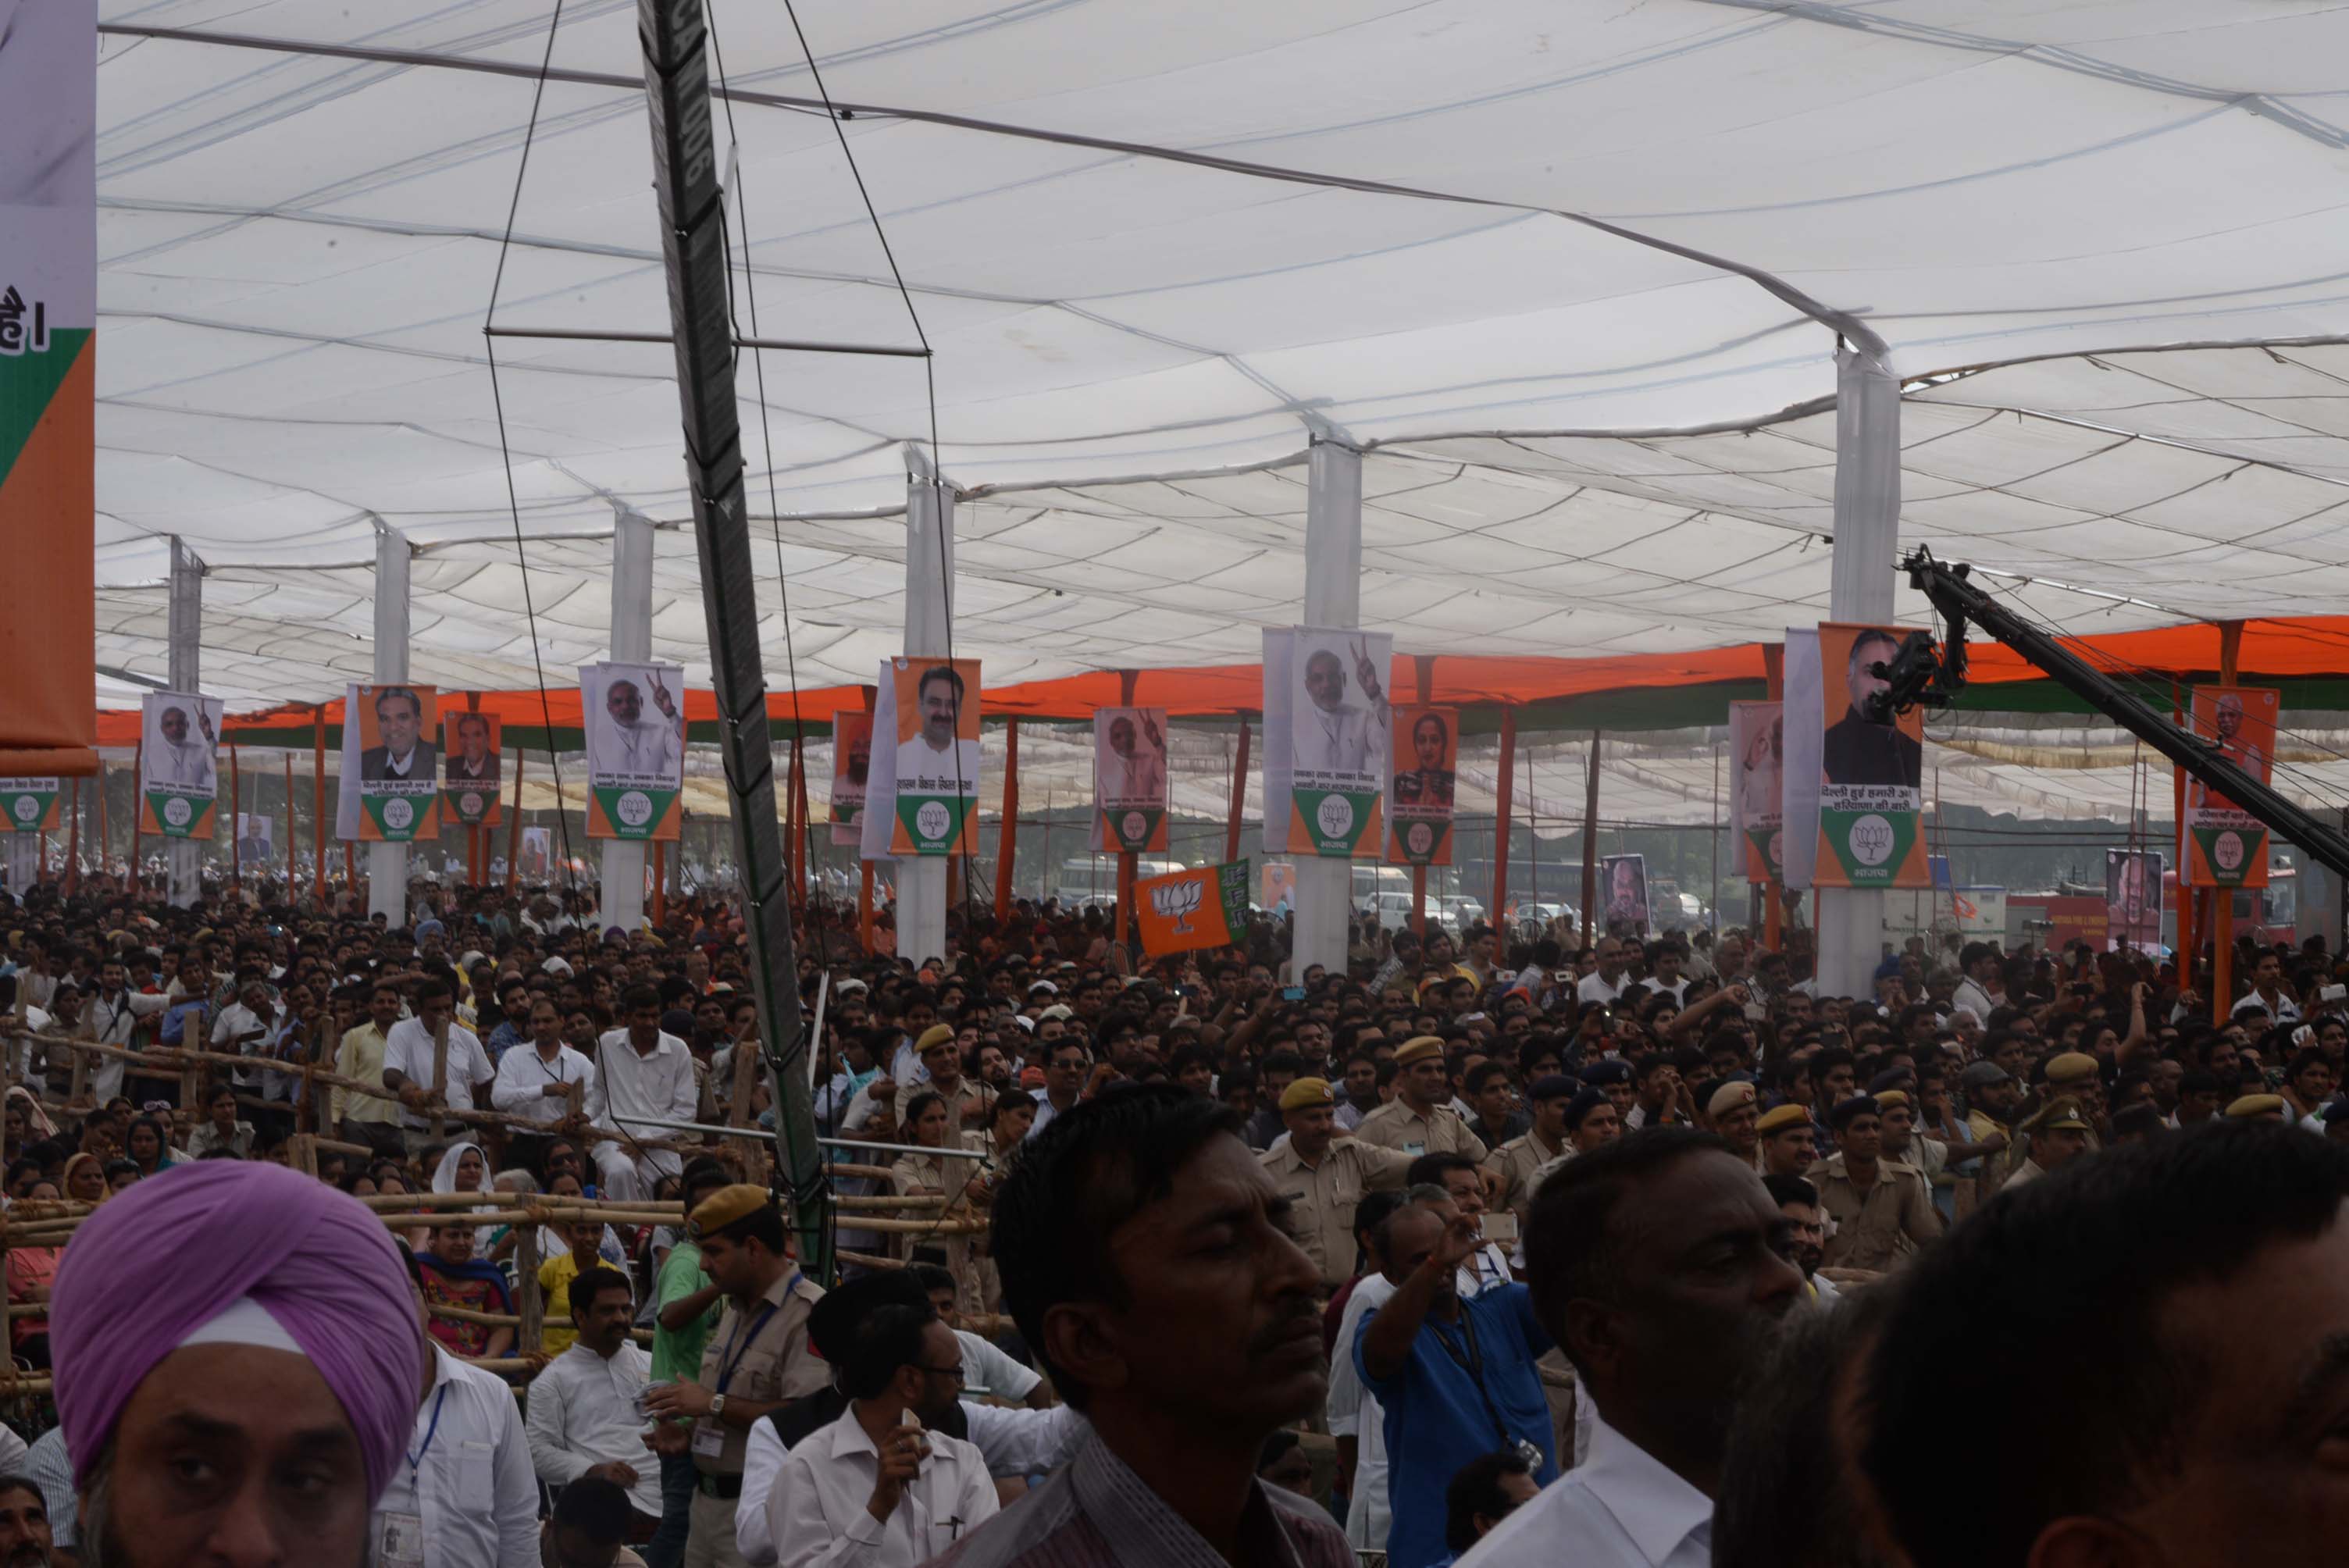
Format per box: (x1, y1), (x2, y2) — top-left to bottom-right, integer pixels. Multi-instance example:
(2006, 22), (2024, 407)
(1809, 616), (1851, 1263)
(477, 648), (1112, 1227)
(83, 2), (2349, 702)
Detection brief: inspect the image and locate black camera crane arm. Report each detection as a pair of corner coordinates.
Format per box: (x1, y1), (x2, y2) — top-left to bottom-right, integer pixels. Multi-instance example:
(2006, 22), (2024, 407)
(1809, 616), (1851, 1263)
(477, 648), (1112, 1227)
(1889, 550), (2349, 881)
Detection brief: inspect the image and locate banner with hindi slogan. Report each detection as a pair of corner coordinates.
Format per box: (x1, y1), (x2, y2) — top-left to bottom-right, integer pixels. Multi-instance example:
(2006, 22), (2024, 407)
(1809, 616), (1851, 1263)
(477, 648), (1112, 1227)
(1263, 626), (1391, 858)
(866, 657), (982, 858)
(1136, 861), (1250, 956)
(0, 0), (98, 781)
(1812, 622), (1930, 889)
(336, 683), (440, 843)
(2184, 685), (2279, 889)
(1729, 700), (1783, 882)
(582, 662), (685, 842)
(1093, 707), (1170, 853)
(138, 692), (222, 839)
(829, 709), (872, 847)
(1387, 706), (1456, 866)
(440, 696), (503, 828)
(2106, 848), (2163, 950)
(0, 780), (59, 835)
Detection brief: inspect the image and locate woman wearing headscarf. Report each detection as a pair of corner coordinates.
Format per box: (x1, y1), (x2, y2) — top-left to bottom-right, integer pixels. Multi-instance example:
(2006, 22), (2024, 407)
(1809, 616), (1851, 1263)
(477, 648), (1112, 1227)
(62, 1152), (107, 1206)
(122, 1114), (176, 1178)
(429, 1139), (500, 1259)
(6, 1178), (62, 1367)
(414, 1219), (516, 1361)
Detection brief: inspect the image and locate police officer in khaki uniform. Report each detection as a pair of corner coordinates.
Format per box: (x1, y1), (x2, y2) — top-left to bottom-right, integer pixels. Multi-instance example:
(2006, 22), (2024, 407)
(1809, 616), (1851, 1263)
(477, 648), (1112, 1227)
(1481, 1074), (1577, 1217)
(1756, 1103), (1816, 1177)
(1260, 1076), (1415, 1291)
(1355, 1037), (1488, 1159)
(1809, 1095), (1941, 1273)
(643, 1184), (829, 1567)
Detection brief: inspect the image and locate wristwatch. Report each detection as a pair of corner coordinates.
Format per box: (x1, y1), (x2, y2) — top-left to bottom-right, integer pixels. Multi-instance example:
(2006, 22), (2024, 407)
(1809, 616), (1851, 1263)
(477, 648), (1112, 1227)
(709, 1395), (727, 1419)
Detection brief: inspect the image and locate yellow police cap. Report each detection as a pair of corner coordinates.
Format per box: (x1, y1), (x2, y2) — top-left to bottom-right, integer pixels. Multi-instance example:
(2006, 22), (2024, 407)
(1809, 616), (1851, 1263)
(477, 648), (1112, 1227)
(915, 1024), (957, 1053)
(687, 1183), (772, 1239)
(1706, 1081), (1757, 1119)
(1756, 1103), (1809, 1136)
(2044, 1052), (2099, 1083)
(1280, 1077), (1335, 1113)
(1394, 1036), (1445, 1067)
(1873, 1089), (1912, 1112)
(2225, 1093), (2287, 1121)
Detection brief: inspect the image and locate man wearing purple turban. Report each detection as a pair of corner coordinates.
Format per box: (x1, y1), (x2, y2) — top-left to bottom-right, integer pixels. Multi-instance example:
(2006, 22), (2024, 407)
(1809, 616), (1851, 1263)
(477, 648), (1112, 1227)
(50, 1161), (425, 1568)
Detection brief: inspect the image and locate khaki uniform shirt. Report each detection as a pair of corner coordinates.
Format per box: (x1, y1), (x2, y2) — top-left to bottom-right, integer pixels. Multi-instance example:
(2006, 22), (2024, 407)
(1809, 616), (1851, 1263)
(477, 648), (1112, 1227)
(332, 1022), (399, 1127)
(692, 1268), (828, 1477)
(937, 1074), (996, 1128)
(1260, 1137), (1416, 1289)
(1353, 1099), (1488, 1160)
(1482, 1129), (1569, 1216)
(1810, 1154), (1941, 1272)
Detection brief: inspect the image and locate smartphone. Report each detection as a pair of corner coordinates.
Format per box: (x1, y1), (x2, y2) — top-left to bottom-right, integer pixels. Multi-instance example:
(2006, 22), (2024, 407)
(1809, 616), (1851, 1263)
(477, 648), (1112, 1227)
(1281, 985), (1305, 1002)
(1481, 1212), (1520, 1245)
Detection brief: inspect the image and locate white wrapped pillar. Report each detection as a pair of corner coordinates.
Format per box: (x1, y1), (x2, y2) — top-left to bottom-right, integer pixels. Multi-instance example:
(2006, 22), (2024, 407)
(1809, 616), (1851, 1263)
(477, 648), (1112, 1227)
(369, 529), (411, 926)
(1293, 437), (1363, 978)
(166, 538), (204, 908)
(896, 447), (954, 967)
(600, 511), (655, 935)
(1816, 341), (1901, 1000)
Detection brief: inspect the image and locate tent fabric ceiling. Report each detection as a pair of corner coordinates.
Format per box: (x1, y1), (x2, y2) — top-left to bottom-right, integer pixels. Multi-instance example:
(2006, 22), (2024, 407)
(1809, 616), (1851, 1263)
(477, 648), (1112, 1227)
(83, 2), (2349, 706)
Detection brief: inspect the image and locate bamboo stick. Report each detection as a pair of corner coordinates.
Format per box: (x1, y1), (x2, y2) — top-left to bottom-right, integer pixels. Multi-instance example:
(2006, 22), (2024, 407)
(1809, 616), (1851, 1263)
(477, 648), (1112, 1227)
(516, 1227), (544, 1358)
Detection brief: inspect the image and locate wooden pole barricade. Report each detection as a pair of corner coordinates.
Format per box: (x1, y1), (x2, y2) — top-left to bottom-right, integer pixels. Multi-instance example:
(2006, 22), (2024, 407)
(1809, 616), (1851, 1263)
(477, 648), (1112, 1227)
(64, 779), (80, 896)
(515, 1225), (544, 1359)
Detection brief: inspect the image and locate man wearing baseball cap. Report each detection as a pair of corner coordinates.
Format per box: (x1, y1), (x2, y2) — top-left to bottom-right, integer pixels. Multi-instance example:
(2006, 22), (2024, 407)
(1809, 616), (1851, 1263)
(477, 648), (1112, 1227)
(1260, 1077), (1417, 1291)
(1356, 1037), (1487, 1160)
(643, 1185), (828, 1567)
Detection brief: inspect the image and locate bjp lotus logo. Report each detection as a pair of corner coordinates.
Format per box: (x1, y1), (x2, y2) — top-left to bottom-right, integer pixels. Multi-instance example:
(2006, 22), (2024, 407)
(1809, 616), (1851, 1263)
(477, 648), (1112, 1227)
(1151, 877), (1205, 933)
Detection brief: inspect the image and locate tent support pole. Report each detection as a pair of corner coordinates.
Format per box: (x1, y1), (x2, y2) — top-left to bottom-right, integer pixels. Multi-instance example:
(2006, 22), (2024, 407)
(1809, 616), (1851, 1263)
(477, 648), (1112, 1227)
(1293, 435), (1362, 978)
(599, 512), (655, 934)
(166, 537), (204, 908)
(368, 528), (411, 926)
(896, 447), (956, 968)
(1492, 707), (1516, 940)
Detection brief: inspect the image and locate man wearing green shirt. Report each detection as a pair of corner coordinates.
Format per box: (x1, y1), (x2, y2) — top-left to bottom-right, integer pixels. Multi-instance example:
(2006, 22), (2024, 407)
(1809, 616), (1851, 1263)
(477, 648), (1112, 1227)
(647, 1160), (731, 1568)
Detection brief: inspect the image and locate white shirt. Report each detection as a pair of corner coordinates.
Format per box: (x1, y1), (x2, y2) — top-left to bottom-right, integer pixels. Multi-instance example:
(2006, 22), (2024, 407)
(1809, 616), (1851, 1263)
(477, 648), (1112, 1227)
(378, 747), (426, 779)
(2233, 989), (2301, 1025)
(523, 1340), (662, 1519)
(80, 986), (169, 1103)
(1578, 972), (1625, 1007)
(159, 739), (214, 788)
(588, 1029), (699, 1137)
(602, 718), (681, 781)
(383, 1017), (497, 1130)
(1952, 978), (1998, 1022)
(954, 1328), (1041, 1403)
(211, 1000), (276, 1088)
(1328, 1273), (1395, 1550)
(490, 1041), (598, 1127)
(1295, 701), (1380, 777)
(762, 1405), (999, 1568)
(1456, 1409), (1711, 1568)
(1098, 746), (1166, 804)
(372, 1347), (540, 1568)
(738, 1402), (1087, 1565)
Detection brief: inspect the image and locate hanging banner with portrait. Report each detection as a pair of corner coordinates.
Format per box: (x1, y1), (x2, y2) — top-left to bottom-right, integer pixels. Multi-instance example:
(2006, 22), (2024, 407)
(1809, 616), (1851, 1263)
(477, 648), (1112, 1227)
(1386, 706), (1456, 866)
(336, 683), (440, 843)
(1093, 707), (1170, 853)
(518, 826), (553, 881)
(1812, 623), (1929, 889)
(1599, 853), (1650, 936)
(829, 709), (873, 848)
(138, 692), (223, 840)
(1728, 701), (1784, 883)
(861, 657), (982, 859)
(0, 780), (59, 836)
(1262, 627), (1391, 858)
(439, 696), (503, 828)
(2105, 849), (2163, 950)
(582, 663), (685, 842)
(2183, 686), (2278, 889)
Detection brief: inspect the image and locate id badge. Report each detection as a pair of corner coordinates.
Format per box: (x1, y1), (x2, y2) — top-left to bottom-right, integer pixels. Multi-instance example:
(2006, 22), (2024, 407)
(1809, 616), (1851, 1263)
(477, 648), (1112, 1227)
(692, 1423), (725, 1459)
(376, 1512), (426, 1568)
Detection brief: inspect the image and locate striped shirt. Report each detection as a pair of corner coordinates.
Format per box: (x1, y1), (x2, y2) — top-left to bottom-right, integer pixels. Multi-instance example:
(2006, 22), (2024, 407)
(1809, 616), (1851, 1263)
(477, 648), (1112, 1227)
(922, 1428), (1352, 1568)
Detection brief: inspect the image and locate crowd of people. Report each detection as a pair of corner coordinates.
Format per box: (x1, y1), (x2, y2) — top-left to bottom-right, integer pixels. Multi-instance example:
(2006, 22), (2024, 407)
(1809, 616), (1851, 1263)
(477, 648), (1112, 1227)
(1, 863), (2345, 1568)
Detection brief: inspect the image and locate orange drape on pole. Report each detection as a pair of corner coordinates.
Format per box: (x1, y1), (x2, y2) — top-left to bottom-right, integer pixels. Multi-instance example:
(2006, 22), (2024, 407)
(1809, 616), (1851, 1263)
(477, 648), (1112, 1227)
(504, 749), (526, 891)
(995, 718), (1020, 922)
(1492, 707), (1516, 934)
(1224, 720), (1250, 864)
(312, 706), (327, 904)
(1116, 671), (1139, 950)
(229, 743), (241, 896)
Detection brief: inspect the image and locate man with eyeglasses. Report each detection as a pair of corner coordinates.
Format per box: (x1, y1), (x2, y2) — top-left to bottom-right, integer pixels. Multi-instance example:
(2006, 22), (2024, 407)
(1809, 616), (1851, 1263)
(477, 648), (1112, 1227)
(760, 1303), (996, 1568)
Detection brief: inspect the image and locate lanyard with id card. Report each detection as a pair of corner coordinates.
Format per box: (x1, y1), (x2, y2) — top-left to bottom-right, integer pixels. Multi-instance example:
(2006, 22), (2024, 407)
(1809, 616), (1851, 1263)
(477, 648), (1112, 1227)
(695, 1299), (779, 1458)
(377, 1384), (446, 1568)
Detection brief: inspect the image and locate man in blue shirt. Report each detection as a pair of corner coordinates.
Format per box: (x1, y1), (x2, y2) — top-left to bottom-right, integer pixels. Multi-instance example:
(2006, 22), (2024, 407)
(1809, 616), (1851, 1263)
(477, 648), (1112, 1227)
(1356, 1203), (1556, 1568)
